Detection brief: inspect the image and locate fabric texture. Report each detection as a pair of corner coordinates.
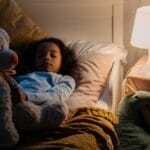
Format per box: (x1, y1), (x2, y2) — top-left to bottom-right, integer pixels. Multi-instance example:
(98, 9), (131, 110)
(65, 40), (126, 111)
(13, 100), (68, 131)
(16, 107), (119, 150)
(66, 53), (114, 110)
(117, 91), (150, 150)
(0, 75), (69, 149)
(0, 0), (47, 50)
(65, 40), (127, 112)
(0, 76), (19, 149)
(15, 71), (75, 105)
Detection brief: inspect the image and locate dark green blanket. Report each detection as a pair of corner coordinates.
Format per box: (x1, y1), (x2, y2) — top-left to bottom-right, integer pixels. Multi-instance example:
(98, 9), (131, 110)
(117, 91), (150, 150)
(15, 107), (119, 150)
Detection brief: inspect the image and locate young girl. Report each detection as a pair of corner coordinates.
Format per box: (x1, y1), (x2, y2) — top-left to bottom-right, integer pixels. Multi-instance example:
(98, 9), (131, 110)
(0, 31), (78, 148)
(15, 37), (76, 106)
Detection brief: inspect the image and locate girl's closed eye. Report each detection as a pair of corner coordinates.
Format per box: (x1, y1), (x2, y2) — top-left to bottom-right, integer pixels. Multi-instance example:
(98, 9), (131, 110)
(51, 53), (57, 58)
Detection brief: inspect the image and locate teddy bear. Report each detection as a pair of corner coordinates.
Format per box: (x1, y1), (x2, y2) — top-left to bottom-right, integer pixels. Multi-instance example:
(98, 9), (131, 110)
(0, 28), (37, 149)
(0, 28), (20, 148)
(0, 28), (39, 149)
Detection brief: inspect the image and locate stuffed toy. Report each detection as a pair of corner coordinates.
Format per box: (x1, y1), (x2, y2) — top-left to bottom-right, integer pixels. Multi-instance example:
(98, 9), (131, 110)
(0, 28), (20, 148)
(0, 28), (68, 149)
(0, 28), (37, 148)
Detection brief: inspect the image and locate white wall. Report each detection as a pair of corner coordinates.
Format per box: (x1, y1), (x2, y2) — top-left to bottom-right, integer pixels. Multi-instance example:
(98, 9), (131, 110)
(16, 0), (123, 44)
(141, 0), (150, 6)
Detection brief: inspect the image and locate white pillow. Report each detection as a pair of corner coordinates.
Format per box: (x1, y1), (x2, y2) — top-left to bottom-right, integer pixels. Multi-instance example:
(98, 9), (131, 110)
(65, 40), (127, 111)
(66, 40), (127, 63)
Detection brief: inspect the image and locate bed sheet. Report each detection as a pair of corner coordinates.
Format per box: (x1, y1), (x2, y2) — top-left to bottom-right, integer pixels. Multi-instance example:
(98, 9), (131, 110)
(97, 50), (126, 113)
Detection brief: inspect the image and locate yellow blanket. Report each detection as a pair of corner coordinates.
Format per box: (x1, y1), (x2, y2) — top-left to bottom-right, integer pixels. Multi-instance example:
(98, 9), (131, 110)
(16, 107), (119, 150)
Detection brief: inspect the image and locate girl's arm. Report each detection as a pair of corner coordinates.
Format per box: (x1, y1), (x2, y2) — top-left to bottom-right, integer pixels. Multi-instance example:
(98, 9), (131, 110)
(26, 75), (76, 104)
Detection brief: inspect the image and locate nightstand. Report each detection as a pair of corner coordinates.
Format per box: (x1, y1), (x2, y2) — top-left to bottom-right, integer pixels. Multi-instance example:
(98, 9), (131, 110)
(123, 55), (150, 96)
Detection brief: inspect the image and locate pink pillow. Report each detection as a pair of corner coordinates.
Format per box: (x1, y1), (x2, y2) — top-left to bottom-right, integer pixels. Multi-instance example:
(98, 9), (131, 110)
(66, 53), (114, 111)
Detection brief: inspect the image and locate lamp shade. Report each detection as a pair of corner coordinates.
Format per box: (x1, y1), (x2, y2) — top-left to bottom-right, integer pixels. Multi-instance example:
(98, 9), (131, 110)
(131, 6), (150, 49)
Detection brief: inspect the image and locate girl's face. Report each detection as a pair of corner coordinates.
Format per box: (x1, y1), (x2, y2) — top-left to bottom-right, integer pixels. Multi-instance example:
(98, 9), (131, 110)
(35, 42), (62, 73)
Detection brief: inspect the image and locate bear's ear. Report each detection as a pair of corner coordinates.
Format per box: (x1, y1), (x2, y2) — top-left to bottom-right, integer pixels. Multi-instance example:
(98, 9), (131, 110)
(0, 0), (47, 51)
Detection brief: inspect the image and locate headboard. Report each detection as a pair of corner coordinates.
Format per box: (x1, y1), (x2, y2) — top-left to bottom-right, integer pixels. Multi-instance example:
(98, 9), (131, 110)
(16, 0), (124, 46)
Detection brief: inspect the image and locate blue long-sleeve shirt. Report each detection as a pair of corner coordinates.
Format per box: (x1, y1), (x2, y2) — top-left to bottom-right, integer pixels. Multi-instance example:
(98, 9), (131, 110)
(15, 71), (75, 104)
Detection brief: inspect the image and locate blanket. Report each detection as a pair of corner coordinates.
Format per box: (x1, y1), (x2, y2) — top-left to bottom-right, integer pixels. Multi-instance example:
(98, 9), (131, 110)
(117, 91), (150, 150)
(15, 107), (119, 150)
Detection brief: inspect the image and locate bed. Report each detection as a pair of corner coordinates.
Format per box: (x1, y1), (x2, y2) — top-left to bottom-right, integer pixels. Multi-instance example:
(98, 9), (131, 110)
(0, 0), (126, 149)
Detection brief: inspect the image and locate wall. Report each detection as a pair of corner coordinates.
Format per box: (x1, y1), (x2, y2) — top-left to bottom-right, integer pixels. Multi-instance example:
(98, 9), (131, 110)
(17, 0), (123, 44)
(141, 0), (150, 6)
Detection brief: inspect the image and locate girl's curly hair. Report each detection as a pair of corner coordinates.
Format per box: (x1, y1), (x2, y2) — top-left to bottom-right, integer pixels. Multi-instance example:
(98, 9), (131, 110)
(16, 37), (79, 80)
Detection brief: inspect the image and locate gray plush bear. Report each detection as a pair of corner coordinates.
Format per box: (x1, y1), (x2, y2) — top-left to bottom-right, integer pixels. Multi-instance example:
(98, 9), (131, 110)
(0, 28), (19, 148)
(0, 28), (68, 149)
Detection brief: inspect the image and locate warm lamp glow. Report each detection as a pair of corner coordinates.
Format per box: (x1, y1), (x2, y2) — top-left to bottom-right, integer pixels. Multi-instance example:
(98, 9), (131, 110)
(131, 6), (150, 76)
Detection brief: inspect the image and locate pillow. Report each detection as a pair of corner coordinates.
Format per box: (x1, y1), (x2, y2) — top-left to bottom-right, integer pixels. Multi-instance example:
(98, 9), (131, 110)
(66, 41), (116, 111)
(66, 40), (116, 56)
(0, 0), (47, 50)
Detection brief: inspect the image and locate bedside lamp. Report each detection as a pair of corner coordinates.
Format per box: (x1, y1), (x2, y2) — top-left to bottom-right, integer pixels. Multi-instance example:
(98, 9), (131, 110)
(131, 6), (150, 76)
